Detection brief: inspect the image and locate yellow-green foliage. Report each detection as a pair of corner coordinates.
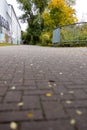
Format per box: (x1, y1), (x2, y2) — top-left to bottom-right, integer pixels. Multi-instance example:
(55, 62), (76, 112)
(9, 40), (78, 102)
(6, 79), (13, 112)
(40, 32), (52, 45)
(60, 23), (87, 42)
(0, 43), (13, 46)
(41, 0), (78, 45)
(42, 0), (78, 29)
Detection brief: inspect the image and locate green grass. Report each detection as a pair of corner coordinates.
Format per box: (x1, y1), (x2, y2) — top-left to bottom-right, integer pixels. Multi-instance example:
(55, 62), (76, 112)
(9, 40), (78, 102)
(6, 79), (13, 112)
(0, 43), (13, 46)
(0, 43), (21, 46)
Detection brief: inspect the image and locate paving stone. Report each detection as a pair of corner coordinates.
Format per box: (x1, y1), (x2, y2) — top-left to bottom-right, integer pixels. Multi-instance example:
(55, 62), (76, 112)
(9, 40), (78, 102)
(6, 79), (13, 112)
(0, 81), (8, 86)
(40, 95), (58, 101)
(24, 90), (53, 95)
(36, 80), (51, 89)
(0, 86), (8, 96)
(10, 82), (23, 86)
(84, 89), (87, 93)
(66, 108), (87, 130)
(23, 80), (36, 86)
(73, 79), (86, 84)
(22, 96), (41, 109)
(62, 100), (87, 108)
(12, 78), (23, 83)
(59, 93), (75, 100)
(0, 97), (2, 102)
(44, 76), (57, 81)
(0, 110), (43, 122)
(4, 91), (21, 102)
(0, 103), (19, 111)
(42, 101), (68, 119)
(21, 120), (74, 130)
(24, 74), (34, 79)
(0, 124), (11, 130)
(72, 89), (87, 99)
(1, 75), (12, 80)
(62, 82), (74, 85)
(53, 85), (68, 93)
(12, 86), (37, 90)
(33, 74), (45, 80)
(66, 85), (87, 89)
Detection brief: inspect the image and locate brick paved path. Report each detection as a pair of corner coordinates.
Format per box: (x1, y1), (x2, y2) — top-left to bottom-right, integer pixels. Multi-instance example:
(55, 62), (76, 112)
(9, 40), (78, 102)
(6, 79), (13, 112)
(0, 45), (87, 130)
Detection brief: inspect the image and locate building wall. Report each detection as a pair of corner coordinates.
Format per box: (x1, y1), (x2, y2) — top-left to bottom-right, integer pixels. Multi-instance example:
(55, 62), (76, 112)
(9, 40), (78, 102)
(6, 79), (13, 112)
(0, 0), (21, 44)
(0, 0), (8, 19)
(0, 0), (10, 43)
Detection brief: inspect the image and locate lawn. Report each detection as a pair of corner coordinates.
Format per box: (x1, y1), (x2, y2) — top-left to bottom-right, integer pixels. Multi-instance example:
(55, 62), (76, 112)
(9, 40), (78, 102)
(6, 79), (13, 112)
(0, 43), (13, 46)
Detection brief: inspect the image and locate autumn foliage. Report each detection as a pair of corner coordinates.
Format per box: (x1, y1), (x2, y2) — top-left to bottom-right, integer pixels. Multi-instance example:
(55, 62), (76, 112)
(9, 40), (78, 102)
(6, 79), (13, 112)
(43, 0), (78, 29)
(18, 0), (78, 45)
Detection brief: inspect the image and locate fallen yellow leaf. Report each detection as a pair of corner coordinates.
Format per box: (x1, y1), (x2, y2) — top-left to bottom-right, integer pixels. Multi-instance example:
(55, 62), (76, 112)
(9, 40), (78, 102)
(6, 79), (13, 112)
(70, 119), (76, 125)
(46, 93), (52, 97)
(66, 100), (72, 104)
(11, 86), (16, 90)
(10, 122), (18, 129)
(59, 72), (63, 75)
(4, 81), (7, 84)
(69, 91), (74, 94)
(30, 64), (33, 66)
(54, 83), (56, 86)
(17, 102), (24, 107)
(27, 113), (33, 118)
(76, 110), (82, 115)
(48, 84), (52, 88)
(60, 92), (64, 96)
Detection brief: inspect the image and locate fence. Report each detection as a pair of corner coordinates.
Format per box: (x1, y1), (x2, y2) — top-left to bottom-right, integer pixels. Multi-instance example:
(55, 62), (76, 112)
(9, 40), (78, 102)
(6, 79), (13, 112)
(53, 22), (87, 45)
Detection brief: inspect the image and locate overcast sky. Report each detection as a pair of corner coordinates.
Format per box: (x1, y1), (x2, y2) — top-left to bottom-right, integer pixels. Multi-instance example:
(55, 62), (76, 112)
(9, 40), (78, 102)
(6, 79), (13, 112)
(6, 0), (87, 31)
(75, 0), (87, 21)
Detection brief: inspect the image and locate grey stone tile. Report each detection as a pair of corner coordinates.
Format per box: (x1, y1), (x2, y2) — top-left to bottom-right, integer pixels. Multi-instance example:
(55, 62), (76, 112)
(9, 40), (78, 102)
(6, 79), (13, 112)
(42, 101), (68, 119)
(4, 91), (22, 102)
(21, 120), (74, 130)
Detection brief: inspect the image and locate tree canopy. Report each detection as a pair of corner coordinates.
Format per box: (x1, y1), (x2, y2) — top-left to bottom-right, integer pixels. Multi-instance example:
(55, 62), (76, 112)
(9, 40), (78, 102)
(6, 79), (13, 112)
(17, 0), (77, 45)
(17, 0), (48, 44)
(42, 0), (77, 29)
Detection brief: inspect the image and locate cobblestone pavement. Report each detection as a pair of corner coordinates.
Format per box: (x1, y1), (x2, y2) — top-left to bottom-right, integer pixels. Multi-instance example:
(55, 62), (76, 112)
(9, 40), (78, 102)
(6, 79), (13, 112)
(0, 45), (87, 130)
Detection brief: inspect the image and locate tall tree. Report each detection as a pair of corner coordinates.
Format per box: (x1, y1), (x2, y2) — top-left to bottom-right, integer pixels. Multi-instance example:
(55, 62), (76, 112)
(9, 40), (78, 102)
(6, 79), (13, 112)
(42, 0), (77, 29)
(33, 0), (49, 14)
(17, 0), (48, 44)
(17, 0), (77, 45)
(41, 0), (77, 45)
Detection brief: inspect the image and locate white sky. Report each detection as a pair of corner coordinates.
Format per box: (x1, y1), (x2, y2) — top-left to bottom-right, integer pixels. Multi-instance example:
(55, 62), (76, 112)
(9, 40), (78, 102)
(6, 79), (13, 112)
(75, 0), (87, 22)
(6, 0), (87, 31)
